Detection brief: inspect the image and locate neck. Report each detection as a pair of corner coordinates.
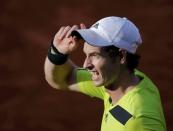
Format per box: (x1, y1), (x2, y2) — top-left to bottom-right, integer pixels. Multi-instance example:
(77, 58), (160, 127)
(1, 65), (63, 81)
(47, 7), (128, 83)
(106, 69), (140, 105)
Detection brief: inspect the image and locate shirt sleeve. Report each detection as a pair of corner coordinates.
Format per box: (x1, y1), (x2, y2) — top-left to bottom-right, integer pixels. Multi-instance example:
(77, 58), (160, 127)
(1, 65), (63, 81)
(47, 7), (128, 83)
(76, 68), (105, 100)
(125, 115), (166, 131)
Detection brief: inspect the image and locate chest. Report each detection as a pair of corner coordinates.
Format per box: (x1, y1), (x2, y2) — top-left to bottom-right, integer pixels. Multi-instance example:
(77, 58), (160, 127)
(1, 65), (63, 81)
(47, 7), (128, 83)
(101, 96), (133, 131)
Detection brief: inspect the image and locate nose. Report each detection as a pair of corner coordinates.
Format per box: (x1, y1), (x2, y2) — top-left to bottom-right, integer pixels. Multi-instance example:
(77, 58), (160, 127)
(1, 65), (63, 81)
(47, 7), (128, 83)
(83, 57), (94, 70)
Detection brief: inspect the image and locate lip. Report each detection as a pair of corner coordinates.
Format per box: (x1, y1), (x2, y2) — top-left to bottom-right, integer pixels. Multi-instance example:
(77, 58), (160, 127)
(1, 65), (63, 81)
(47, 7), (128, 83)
(90, 71), (99, 81)
(90, 70), (98, 75)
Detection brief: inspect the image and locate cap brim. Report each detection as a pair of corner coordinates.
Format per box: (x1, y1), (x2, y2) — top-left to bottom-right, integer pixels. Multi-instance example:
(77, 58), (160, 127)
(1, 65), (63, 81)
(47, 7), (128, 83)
(71, 29), (111, 47)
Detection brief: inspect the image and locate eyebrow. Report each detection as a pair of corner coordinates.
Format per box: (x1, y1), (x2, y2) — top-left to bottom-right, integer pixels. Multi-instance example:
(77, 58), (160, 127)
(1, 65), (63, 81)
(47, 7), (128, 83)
(83, 51), (102, 57)
(90, 52), (101, 55)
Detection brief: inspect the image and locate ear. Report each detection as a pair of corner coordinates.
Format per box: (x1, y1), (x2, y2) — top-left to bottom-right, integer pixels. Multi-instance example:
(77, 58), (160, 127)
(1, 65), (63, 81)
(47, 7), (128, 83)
(119, 49), (127, 64)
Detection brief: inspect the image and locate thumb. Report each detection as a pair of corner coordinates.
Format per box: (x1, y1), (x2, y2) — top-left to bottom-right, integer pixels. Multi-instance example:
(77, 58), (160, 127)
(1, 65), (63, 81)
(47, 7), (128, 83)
(68, 36), (79, 51)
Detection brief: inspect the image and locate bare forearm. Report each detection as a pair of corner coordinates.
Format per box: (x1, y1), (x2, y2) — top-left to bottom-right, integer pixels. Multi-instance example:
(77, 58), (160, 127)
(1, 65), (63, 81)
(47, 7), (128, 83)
(44, 25), (85, 90)
(44, 57), (75, 89)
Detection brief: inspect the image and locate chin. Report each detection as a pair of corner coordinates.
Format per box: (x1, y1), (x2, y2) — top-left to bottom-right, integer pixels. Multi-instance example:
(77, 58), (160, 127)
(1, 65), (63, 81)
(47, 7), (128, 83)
(93, 80), (104, 87)
(91, 74), (105, 87)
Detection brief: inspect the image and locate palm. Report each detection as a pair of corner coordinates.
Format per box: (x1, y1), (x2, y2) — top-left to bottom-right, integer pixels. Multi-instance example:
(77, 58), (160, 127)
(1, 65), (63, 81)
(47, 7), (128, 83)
(55, 37), (75, 54)
(53, 24), (86, 54)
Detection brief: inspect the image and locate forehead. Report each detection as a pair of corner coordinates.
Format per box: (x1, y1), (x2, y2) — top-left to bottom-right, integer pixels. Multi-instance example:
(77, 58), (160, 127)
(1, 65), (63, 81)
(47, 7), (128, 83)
(83, 42), (102, 54)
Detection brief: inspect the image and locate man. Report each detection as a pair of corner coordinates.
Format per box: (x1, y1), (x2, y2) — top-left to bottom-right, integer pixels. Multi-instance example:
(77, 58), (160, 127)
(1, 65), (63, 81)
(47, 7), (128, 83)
(44, 16), (166, 131)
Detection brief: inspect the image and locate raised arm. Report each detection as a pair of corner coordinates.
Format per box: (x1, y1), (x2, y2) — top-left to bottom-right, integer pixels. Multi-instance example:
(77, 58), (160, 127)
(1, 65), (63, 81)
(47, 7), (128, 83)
(44, 24), (86, 91)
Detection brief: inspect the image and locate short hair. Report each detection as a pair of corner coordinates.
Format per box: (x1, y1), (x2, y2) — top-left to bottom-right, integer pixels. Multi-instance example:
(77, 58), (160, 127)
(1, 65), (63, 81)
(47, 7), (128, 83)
(102, 45), (140, 73)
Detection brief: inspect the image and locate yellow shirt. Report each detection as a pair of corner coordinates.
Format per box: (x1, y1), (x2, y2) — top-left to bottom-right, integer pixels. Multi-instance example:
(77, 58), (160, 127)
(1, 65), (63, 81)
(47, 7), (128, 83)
(77, 69), (166, 131)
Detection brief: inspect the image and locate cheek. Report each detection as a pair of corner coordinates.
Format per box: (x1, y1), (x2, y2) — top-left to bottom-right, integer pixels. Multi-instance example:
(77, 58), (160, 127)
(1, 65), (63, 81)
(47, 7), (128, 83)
(93, 58), (119, 79)
(96, 60), (106, 71)
(101, 66), (113, 79)
(97, 63), (111, 79)
(101, 62), (120, 80)
(92, 58), (105, 69)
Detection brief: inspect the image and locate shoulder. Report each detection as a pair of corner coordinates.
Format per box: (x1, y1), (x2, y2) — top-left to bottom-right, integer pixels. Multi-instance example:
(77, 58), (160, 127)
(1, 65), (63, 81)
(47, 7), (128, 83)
(122, 70), (166, 130)
(76, 68), (91, 82)
(125, 115), (166, 131)
(119, 70), (163, 118)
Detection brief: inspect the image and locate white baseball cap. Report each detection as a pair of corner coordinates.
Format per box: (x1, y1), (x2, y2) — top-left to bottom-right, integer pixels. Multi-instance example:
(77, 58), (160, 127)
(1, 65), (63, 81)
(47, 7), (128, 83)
(71, 16), (142, 54)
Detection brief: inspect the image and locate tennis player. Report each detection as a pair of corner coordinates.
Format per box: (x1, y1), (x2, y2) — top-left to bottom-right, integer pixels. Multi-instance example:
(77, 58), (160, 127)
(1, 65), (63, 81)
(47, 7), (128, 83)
(44, 16), (166, 131)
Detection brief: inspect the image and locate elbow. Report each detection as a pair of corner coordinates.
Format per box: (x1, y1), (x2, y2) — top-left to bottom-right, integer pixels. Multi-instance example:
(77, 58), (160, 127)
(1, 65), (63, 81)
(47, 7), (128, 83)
(44, 74), (61, 90)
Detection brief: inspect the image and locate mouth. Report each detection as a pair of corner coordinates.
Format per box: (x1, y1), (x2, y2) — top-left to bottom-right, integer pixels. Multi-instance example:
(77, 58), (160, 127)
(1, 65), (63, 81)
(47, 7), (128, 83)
(90, 71), (99, 81)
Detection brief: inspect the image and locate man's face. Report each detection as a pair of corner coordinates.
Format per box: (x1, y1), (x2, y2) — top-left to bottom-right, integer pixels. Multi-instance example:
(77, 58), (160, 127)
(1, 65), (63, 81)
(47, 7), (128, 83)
(83, 42), (121, 87)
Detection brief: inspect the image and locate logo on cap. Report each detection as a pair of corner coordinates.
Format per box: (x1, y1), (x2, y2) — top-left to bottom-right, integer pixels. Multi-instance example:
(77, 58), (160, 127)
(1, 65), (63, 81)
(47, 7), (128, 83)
(92, 23), (99, 29)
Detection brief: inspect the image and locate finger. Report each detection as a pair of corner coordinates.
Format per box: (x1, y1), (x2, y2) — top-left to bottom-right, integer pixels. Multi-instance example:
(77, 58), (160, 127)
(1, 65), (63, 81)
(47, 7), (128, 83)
(72, 36), (84, 44)
(65, 25), (79, 38)
(59, 26), (71, 40)
(56, 26), (65, 37)
(80, 23), (86, 29)
(69, 36), (79, 51)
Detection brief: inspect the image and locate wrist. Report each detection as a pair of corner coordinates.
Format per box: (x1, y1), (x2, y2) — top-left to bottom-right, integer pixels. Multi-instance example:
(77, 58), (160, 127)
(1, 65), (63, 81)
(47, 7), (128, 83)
(47, 41), (68, 65)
